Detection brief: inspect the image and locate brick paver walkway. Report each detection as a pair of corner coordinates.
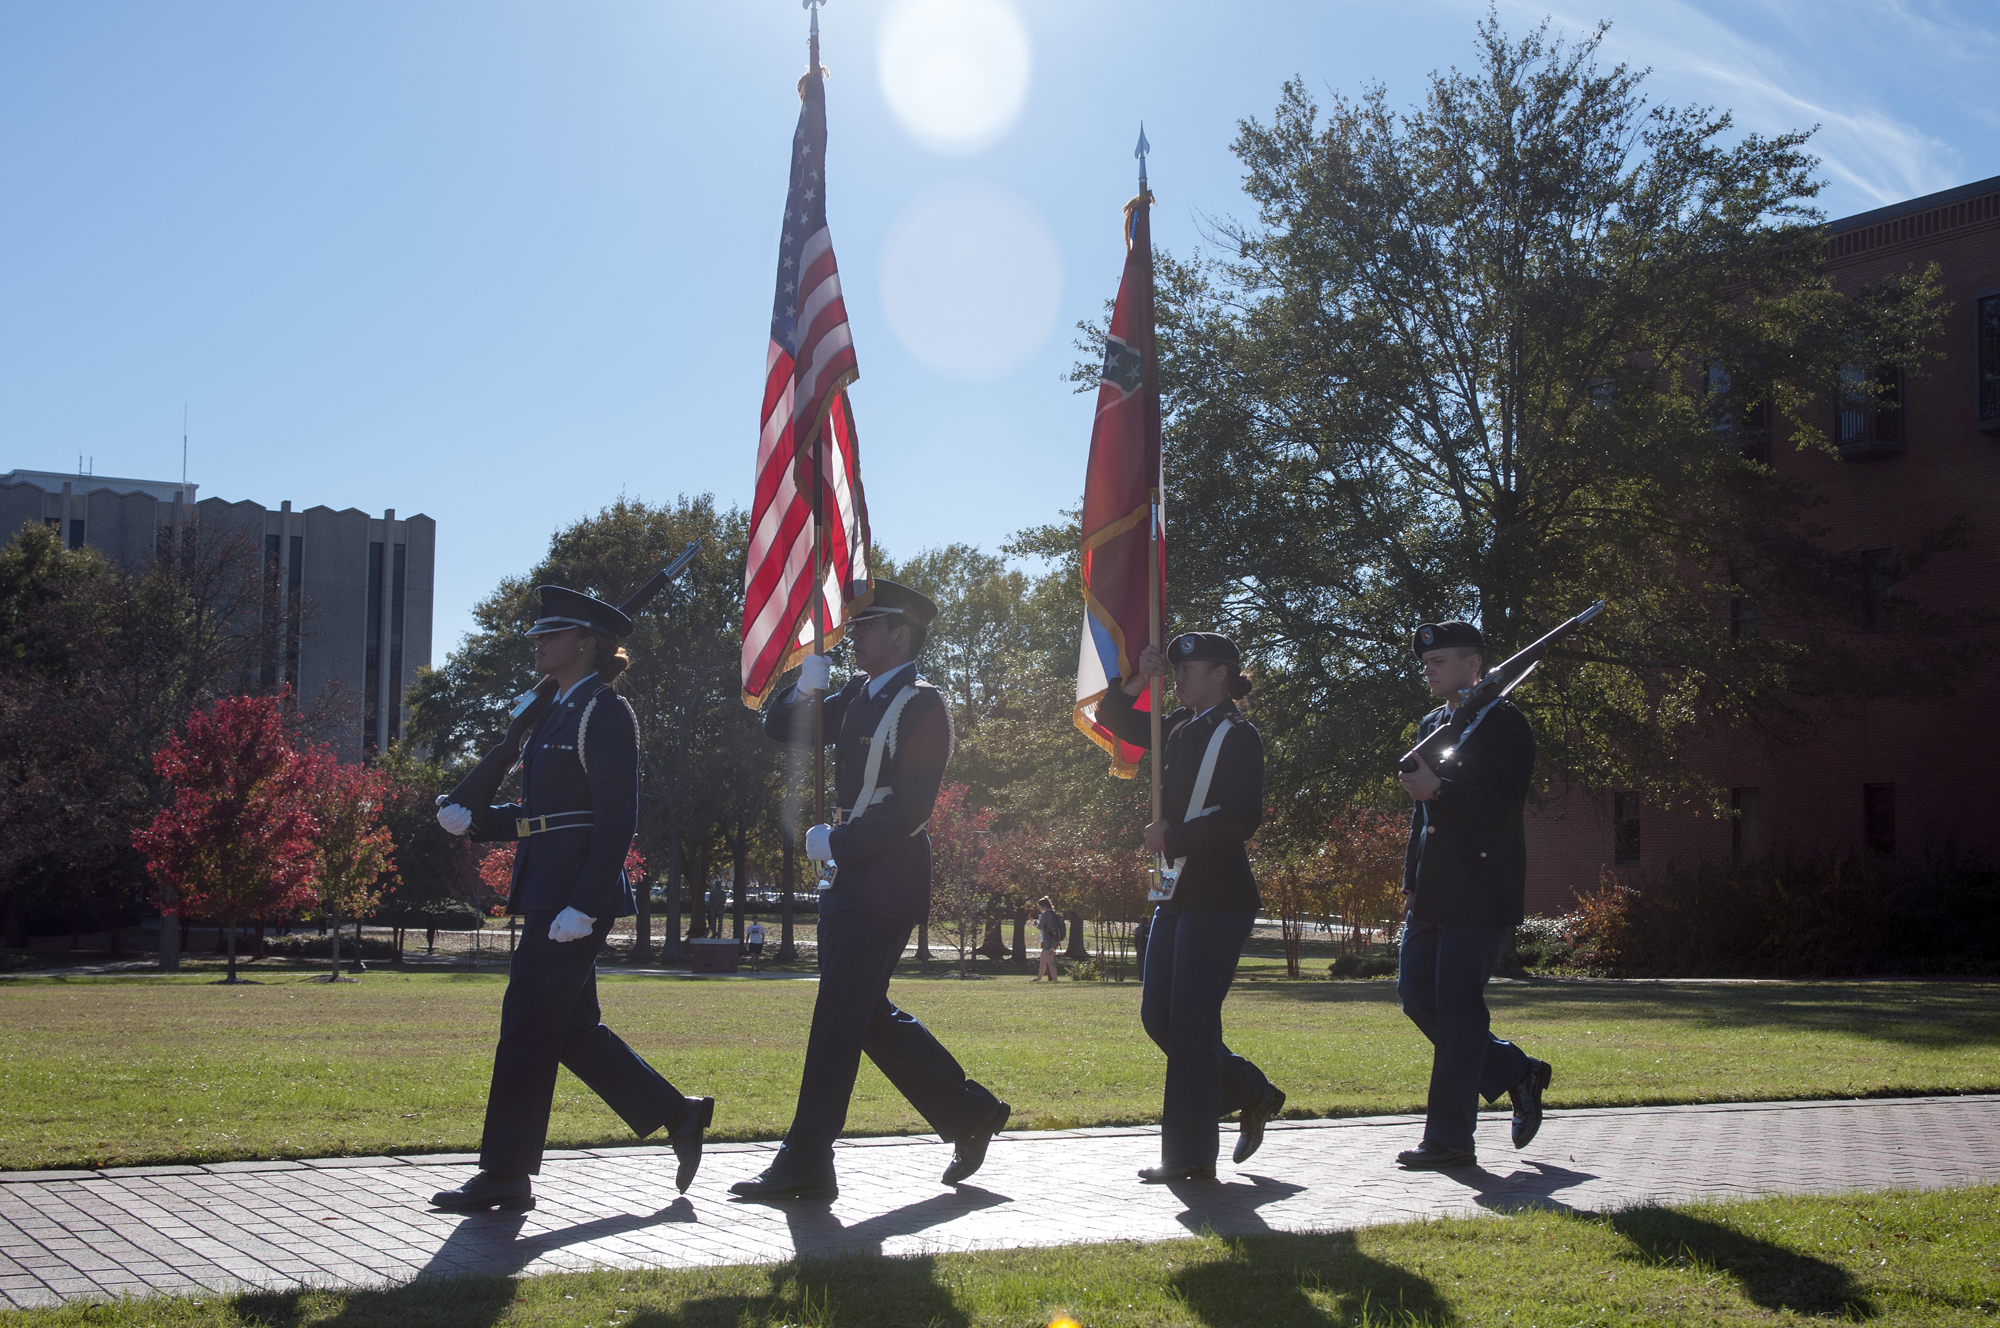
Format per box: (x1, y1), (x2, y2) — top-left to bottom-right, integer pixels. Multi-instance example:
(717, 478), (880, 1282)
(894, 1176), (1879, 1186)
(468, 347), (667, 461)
(2, 1095), (1996, 1309)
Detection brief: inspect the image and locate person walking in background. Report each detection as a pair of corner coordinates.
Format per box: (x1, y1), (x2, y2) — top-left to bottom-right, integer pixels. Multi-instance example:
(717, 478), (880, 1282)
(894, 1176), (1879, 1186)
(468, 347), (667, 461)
(429, 587), (714, 1212)
(745, 918), (766, 972)
(1034, 896), (1064, 981)
(732, 582), (1011, 1201)
(1393, 620), (1552, 1170)
(1098, 632), (1287, 1182)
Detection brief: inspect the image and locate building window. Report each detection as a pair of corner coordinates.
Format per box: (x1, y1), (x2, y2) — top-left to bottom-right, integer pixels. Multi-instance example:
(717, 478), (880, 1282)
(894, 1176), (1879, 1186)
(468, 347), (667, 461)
(388, 542), (407, 743)
(1862, 548), (1895, 632)
(364, 541), (384, 755)
(1731, 787), (1760, 863)
(1613, 792), (1642, 865)
(67, 519), (84, 550)
(285, 535), (303, 685)
(1708, 363), (1770, 463)
(261, 533), (281, 687)
(1863, 783), (1895, 856)
(1835, 364), (1905, 459)
(1978, 291), (2000, 432)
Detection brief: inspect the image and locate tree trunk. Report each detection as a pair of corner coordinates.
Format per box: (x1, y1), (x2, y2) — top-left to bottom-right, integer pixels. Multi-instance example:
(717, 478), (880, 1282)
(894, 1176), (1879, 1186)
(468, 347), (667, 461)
(1065, 910), (1088, 959)
(916, 919), (932, 961)
(632, 871), (654, 964)
(328, 907), (341, 982)
(225, 918), (239, 983)
(1010, 906), (1026, 962)
(351, 919), (365, 975)
(777, 833), (797, 963)
(253, 918), (266, 962)
(656, 878), (682, 964)
(731, 817), (748, 942)
(157, 895), (180, 973)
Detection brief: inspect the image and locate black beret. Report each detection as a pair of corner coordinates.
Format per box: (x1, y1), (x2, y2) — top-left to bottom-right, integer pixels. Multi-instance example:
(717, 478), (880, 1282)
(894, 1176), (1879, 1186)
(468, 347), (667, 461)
(527, 586), (632, 638)
(1167, 631), (1240, 667)
(849, 579), (937, 629)
(1412, 620), (1484, 657)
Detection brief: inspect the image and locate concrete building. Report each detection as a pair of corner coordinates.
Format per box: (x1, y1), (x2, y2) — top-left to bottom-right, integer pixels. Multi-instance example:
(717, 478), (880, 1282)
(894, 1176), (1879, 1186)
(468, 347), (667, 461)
(0, 470), (434, 760)
(1522, 173), (2000, 914)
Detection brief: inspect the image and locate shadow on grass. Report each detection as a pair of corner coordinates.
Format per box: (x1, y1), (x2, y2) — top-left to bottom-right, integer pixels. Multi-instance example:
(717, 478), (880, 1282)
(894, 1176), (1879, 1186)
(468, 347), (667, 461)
(1172, 1231), (1454, 1327)
(1610, 1206), (1878, 1319)
(1233, 977), (2000, 1050)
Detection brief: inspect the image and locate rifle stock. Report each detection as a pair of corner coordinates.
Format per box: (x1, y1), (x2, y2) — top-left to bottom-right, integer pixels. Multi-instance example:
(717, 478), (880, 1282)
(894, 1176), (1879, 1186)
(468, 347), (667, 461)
(1396, 601), (1605, 773)
(443, 541), (701, 812)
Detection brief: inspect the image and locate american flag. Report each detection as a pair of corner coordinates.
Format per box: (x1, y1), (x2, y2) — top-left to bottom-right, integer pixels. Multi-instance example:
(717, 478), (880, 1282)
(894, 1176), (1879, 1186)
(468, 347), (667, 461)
(741, 63), (872, 708)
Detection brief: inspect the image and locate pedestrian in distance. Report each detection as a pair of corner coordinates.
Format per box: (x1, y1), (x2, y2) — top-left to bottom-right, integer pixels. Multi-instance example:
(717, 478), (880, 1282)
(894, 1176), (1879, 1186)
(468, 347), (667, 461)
(1033, 896), (1064, 981)
(1393, 620), (1552, 1170)
(1098, 632), (1287, 1183)
(429, 587), (714, 1213)
(731, 581), (1012, 1202)
(746, 918), (766, 972)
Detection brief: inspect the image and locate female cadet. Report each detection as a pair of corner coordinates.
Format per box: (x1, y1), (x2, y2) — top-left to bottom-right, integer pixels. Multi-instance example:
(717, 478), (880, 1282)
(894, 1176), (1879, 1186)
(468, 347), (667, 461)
(429, 586), (714, 1212)
(1099, 632), (1288, 1182)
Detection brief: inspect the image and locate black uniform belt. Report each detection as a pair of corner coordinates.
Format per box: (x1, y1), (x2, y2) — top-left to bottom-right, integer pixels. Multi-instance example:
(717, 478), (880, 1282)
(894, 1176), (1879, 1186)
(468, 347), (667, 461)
(515, 811), (594, 838)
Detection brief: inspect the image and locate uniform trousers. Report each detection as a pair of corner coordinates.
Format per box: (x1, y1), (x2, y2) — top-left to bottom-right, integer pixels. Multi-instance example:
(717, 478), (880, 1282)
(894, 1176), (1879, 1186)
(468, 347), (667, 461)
(779, 910), (999, 1168)
(479, 912), (688, 1176)
(1396, 920), (1532, 1151)
(1140, 907), (1272, 1168)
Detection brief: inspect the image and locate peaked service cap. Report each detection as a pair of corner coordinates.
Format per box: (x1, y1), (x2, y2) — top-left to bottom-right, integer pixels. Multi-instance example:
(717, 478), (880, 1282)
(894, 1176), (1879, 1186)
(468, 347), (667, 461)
(848, 580), (937, 628)
(526, 586), (633, 638)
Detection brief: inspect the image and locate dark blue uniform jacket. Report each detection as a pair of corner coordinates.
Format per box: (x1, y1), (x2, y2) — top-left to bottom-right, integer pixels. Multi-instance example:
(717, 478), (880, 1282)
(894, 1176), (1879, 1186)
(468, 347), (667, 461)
(470, 679), (640, 920)
(1402, 698), (1534, 928)
(764, 662), (950, 927)
(1099, 687), (1264, 913)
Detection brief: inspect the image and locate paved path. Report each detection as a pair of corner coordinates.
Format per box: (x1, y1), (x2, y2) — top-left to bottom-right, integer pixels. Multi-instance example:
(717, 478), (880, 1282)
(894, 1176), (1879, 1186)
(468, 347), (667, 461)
(3, 1095), (1996, 1309)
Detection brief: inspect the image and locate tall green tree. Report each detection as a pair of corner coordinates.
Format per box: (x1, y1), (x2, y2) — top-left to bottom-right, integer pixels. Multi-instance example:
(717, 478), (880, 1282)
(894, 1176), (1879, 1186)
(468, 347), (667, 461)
(1140, 16), (1952, 811)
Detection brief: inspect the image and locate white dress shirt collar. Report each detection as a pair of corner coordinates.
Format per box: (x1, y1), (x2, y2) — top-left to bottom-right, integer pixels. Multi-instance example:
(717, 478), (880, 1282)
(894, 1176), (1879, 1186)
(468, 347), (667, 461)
(555, 672), (599, 705)
(866, 661), (916, 699)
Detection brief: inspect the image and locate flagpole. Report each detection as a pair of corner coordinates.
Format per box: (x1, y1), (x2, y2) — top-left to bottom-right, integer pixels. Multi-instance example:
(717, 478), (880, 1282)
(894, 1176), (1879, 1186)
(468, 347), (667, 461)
(1138, 126), (1163, 885)
(806, 0), (828, 831)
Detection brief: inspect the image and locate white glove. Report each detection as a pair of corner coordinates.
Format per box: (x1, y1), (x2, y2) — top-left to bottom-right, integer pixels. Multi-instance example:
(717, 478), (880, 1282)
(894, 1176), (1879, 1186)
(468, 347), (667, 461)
(798, 653), (832, 692)
(548, 907), (596, 943)
(434, 797), (472, 837)
(804, 823), (834, 861)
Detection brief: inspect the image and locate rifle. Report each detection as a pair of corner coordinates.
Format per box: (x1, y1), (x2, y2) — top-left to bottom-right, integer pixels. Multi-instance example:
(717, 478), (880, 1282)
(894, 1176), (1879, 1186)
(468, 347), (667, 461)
(443, 540), (702, 812)
(1397, 601), (1606, 773)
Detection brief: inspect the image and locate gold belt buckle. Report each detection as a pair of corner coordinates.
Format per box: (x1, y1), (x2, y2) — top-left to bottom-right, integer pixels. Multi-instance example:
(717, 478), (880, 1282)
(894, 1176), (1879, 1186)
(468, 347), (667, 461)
(516, 816), (542, 838)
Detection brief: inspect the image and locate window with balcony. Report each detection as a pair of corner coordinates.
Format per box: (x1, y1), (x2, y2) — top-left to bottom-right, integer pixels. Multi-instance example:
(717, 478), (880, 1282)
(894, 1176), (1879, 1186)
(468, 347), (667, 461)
(1835, 364), (1905, 459)
(1613, 792), (1642, 865)
(1977, 290), (2000, 433)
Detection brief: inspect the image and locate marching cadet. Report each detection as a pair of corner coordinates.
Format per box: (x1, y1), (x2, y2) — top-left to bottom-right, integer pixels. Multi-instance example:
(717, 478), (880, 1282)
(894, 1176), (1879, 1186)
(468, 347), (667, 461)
(1099, 632), (1287, 1182)
(430, 587), (714, 1212)
(732, 581), (1010, 1201)
(1393, 620), (1552, 1169)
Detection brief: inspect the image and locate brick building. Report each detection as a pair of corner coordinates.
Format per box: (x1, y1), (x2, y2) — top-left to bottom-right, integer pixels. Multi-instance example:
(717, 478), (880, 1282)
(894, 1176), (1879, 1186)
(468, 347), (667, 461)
(0, 470), (435, 760)
(1523, 173), (2000, 915)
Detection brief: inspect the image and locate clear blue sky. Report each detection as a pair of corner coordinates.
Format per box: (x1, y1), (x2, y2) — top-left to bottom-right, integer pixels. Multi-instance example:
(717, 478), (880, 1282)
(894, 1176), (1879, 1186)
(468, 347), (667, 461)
(3, 0), (1995, 657)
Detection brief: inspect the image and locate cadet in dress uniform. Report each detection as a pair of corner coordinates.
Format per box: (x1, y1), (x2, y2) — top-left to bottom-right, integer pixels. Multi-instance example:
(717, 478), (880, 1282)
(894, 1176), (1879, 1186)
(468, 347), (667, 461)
(1099, 632), (1288, 1182)
(1393, 620), (1552, 1169)
(731, 581), (1010, 1201)
(429, 587), (714, 1212)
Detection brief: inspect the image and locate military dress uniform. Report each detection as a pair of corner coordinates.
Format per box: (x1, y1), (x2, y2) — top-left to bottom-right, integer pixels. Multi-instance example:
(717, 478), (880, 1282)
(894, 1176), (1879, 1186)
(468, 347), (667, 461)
(431, 587), (709, 1211)
(1397, 619), (1551, 1166)
(1099, 632), (1286, 1179)
(736, 582), (1007, 1200)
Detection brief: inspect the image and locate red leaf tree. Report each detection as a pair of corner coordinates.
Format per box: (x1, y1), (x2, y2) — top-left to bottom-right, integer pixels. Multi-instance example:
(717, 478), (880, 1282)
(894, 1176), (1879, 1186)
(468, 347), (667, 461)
(132, 694), (318, 982)
(928, 783), (995, 976)
(295, 747), (396, 982)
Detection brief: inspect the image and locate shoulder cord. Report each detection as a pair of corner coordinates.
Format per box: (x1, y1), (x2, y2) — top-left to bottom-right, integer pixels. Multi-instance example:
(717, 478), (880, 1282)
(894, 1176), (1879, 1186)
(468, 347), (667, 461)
(575, 685), (638, 777)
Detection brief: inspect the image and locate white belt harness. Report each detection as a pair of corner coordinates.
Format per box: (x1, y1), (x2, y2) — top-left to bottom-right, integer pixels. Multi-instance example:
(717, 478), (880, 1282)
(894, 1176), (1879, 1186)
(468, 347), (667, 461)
(1150, 717), (1235, 903)
(820, 681), (949, 890)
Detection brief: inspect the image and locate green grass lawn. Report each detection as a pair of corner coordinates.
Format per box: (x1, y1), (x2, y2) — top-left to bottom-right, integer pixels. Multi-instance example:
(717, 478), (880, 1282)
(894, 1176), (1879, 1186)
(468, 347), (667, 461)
(2, 1187), (1995, 1326)
(0, 968), (1996, 1171)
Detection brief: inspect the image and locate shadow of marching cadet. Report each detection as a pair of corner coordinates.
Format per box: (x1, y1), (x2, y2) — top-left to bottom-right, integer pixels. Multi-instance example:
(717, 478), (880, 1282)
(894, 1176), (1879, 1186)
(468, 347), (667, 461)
(1429, 1159), (1598, 1215)
(1170, 1227), (1452, 1328)
(775, 1184), (1010, 1259)
(1167, 1173), (1307, 1238)
(407, 1198), (698, 1283)
(1608, 1205), (1878, 1319)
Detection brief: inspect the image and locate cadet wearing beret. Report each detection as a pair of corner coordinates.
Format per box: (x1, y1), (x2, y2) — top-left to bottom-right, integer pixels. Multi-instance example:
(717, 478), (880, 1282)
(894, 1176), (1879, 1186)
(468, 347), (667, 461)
(1099, 631), (1287, 1182)
(430, 586), (714, 1212)
(1393, 620), (1552, 1170)
(732, 580), (1010, 1201)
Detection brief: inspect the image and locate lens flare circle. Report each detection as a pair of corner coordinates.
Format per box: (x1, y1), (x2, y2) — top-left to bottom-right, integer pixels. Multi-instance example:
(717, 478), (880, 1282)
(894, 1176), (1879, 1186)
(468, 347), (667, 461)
(881, 181), (1062, 381)
(877, 0), (1031, 156)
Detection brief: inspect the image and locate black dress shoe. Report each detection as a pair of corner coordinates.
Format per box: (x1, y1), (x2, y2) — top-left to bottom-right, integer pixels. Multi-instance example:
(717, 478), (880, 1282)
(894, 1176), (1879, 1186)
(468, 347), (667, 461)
(430, 1170), (534, 1212)
(1233, 1084), (1287, 1165)
(942, 1097), (1011, 1185)
(1510, 1058), (1551, 1148)
(1137, 1163), (1216, 1183)
(671, 1096), (715, 1193)
(728, 1165), (838, 1202)
(1395, 1141), (1476, 1169)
